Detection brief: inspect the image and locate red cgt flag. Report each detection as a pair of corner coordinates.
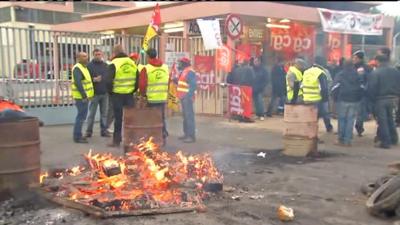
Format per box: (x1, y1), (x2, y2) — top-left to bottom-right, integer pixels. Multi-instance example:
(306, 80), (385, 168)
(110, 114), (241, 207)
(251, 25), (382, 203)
(143, 3), (161, 51)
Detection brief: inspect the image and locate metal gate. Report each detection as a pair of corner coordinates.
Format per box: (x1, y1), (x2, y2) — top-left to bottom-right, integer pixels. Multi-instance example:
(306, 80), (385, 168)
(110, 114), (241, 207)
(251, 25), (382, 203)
(0, 26), (158, 109)
(189, 36), (225, 115)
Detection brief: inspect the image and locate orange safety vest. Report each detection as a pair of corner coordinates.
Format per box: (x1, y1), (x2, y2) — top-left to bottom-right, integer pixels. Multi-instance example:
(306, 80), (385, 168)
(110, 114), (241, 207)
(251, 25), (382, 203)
(176, 67), (195, 100)
(0, 100), (24, 112)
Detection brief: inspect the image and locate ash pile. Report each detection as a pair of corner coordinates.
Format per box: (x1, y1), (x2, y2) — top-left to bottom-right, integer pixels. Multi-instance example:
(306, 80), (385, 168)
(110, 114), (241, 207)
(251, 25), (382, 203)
(39, 137), (223, 218)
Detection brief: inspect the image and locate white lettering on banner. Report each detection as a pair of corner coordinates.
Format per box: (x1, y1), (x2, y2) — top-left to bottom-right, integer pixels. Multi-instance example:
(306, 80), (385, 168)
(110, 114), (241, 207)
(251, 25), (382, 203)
(270, 35), (312, 52)
(230, 86), (244, 115)
(196, 71), (215, 91)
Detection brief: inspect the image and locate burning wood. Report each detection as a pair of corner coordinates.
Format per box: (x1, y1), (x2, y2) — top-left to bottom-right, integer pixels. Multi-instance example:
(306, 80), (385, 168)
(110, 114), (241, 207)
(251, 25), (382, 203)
(39, 137), (223, 217)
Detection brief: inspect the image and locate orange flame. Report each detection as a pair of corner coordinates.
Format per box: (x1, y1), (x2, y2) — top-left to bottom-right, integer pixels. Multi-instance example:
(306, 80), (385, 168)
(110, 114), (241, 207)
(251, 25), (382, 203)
(40, 137), (223, 211)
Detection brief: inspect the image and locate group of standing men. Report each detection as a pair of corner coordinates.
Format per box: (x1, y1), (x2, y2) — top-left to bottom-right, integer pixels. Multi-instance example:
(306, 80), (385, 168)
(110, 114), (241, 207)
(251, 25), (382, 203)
(71, 45), (197, 147)
(285, 47), (400, 149)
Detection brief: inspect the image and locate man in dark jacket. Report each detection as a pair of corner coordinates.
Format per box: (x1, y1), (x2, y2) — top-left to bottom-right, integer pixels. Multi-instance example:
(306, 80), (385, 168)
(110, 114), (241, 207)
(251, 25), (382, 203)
(106, 45), (139, 147)
(333, 59), (363, 146)
(368, 54), (400, 149)
(251, 57), (268, 120)
(352, 50), (372, 137)
(85, 49), (111, 138)
(266, 56), (286, 117)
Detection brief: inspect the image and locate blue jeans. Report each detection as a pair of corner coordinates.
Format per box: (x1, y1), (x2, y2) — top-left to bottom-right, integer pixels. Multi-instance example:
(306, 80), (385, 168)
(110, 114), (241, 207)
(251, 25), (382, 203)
(73, 99), (89, 141)
(86, 94), (108, 135)
(318, 101), (333, 132)
(375, 98), (398, 147)
(337, 101), (359, 145)
(181, 96), (195, 139)
(253, 92), (265, 117)
(266, 93), (285, 115)
(355, 97), (369, 135)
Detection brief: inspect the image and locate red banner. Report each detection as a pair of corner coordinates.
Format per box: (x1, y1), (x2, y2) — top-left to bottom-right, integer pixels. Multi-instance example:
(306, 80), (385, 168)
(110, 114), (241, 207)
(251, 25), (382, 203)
(215, 45), (232, 72)
(235, 44), (262, 62)
(326, 32), (342, 64)
(228, 85), (253, 118)
(194, 55), (215, 92)
(269, 23), (315, 60)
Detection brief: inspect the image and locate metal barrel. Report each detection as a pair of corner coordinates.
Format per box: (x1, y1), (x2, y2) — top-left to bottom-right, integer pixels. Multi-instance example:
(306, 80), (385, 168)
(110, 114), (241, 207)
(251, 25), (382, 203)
(0, 117), (41, 197)
(123, 105), (164, 153)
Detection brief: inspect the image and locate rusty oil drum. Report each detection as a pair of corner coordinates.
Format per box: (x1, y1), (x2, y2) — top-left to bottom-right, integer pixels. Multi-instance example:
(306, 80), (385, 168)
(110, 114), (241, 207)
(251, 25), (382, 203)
(0, 117), (40, 196)
(123, 105), (163, 153)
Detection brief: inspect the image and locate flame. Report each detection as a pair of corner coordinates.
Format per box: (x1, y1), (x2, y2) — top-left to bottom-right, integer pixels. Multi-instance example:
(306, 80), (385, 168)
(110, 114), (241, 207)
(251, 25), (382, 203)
(39, 172), (48, 184)
(40, 137), (223, 211)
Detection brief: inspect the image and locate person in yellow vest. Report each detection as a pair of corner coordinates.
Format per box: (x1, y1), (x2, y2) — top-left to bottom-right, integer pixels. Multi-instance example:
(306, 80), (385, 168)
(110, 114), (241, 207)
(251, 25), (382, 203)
(106, 45), (139, 147)
(139, 48), (170, 146)
(302, 57), (333, 133)
(286, 58), (307, 104)
(71, 52), (94, 143)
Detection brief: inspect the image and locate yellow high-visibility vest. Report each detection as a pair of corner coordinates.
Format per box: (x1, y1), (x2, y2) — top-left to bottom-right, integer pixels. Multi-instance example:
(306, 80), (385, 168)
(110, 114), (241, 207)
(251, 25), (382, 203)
(71, 63), (94, 100)
(302, 66), (324, 103)
(146, 64), (169, 103)
(111, 57), (137, 94)
(286, 66), (303, 101)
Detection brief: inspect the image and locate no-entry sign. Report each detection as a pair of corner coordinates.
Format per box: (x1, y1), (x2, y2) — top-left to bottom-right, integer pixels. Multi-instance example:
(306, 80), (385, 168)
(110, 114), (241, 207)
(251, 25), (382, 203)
(225, 14), (243, 40)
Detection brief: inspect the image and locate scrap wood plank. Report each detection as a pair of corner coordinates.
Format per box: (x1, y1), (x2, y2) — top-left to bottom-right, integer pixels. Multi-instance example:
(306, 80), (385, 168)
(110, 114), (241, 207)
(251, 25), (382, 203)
(35, 188), (200, 218)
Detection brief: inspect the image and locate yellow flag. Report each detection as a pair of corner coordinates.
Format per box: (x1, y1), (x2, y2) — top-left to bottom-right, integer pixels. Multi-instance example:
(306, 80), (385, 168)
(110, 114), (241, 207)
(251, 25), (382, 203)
(167, 81), (180, 112)
(142, 4), (161, 51)
(142, 26), (157, 51)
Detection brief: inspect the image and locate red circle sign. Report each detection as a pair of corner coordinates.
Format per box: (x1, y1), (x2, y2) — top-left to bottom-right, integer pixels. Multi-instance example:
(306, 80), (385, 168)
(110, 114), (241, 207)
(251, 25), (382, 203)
(225, 14), (243, 40)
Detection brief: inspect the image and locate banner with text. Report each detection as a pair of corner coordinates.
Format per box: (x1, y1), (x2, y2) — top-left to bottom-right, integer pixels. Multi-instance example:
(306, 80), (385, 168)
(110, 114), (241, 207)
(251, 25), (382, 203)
(318, 8), (383, 36)
(197, 19), (223, 50)
(269, 23), (315, 60)
(228, 85), (253, 118)
(194, 55), (215, 92)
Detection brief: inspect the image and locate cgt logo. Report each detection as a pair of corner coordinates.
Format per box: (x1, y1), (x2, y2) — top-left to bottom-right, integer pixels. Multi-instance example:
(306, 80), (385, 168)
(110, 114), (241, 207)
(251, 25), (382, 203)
(229, 86), (243, 115)
(196, 71), (215, 91)
(270, 35), (312, 53)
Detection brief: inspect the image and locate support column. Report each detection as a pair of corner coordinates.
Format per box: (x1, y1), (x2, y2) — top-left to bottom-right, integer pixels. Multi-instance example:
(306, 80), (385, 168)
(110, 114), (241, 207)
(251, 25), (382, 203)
(121, 28), (128, 51)
(52, 33), (60, 104)
(183, 21), (190, 53)
(342, 34), (349, 58)
(159, 32), (168, 62)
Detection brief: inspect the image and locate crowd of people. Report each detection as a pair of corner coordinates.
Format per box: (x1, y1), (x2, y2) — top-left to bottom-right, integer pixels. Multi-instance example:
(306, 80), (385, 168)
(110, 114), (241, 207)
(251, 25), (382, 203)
(71, 45), (197, 147)
(226, 47), (400, 149)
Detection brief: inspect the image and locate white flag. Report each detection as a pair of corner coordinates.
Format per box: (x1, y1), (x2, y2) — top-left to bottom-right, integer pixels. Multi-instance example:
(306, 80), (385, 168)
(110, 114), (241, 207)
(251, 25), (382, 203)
(196, 19), (223, 50)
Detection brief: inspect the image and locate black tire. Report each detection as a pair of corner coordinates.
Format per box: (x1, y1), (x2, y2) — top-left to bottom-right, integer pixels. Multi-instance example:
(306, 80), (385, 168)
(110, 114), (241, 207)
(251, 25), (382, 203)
(366, 175), (400, 218)
(361, 175), (394, 197)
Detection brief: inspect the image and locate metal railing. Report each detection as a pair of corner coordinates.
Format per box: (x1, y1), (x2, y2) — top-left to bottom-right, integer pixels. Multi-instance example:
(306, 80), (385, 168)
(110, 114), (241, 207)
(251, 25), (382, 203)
(189, 36), (225, 115)
(0, 26), (156, 108)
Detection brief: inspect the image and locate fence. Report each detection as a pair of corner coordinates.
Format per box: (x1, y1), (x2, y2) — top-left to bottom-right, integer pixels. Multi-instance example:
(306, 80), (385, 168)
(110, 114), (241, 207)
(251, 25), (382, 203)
(0, 26), (158, 108)
(189, 36), (225, 115)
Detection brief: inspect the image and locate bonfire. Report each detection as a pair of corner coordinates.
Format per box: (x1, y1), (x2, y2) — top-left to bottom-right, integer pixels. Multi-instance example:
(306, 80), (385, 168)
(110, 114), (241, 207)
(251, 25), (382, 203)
(39, 137), (223, 217)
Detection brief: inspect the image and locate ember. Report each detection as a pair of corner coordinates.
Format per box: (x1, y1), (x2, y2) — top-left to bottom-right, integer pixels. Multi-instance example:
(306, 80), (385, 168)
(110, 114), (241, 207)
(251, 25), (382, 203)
(39, 137), (223, 216)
